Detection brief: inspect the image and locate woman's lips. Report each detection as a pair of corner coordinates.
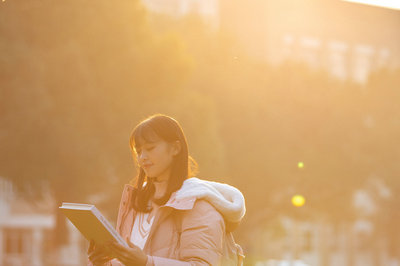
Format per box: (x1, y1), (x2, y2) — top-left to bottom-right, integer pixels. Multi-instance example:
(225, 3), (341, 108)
(143, 164), (153, 169)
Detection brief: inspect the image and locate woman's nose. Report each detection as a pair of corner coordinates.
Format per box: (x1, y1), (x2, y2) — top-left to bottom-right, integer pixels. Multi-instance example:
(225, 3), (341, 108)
(139, 151), (148, 161)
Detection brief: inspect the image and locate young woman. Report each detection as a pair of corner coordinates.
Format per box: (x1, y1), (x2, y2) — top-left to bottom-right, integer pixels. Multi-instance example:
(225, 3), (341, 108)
(88, 114), (245, 266)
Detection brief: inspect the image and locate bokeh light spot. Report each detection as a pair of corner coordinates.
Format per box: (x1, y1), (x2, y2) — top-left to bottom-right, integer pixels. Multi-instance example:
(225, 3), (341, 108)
(292, 194), (306, 207)
(298, 162), (304, 168)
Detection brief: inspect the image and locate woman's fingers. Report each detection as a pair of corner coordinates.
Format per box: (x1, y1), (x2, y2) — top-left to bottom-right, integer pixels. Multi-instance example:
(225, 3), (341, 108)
(88, 239), (95, 254)
(106, 239), (147, 265)
(88, 244), (112, 265)
(126, 237), (135, 248)
(88, 252), (108, 264)
(107, 243), (126, 258)
(107, 242), (136, 263)
(89, 253), (111, 265)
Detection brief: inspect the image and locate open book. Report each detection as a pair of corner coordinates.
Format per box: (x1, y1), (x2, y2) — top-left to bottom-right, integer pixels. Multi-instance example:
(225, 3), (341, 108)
(59, 202), (128, 247)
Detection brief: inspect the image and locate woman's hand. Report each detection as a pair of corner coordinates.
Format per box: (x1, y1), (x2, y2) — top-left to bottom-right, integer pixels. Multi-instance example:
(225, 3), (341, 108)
(87, 240), (113, 266)
(107, 237), (148, 266)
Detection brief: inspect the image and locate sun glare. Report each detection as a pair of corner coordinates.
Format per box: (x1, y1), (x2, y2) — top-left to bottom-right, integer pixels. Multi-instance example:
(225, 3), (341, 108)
(343, 0), (400, 10)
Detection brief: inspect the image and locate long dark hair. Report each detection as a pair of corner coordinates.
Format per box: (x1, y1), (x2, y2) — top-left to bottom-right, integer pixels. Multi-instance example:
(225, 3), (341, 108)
(129, 114), (197, 212)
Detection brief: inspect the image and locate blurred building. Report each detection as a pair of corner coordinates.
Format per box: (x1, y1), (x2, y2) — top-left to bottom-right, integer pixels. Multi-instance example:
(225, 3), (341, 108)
(220, 0), (400, 84)
(0, 178), (84, 266)
(141, 0), (219, 27)
(142, 0), (399, 83)
(255, 217), (397, 266)
(252, 178), (398, 266)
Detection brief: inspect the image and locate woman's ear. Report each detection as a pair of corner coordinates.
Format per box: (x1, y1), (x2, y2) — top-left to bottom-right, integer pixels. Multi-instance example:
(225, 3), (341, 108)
(172, 140), (181, 156)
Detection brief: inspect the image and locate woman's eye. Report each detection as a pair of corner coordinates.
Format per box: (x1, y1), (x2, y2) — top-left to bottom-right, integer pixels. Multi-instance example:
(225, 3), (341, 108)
(147, 146), (155, 151)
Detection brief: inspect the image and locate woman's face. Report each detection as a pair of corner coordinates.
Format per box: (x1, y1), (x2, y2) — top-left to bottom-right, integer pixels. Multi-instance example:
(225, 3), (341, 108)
(134, 138), (178, 181)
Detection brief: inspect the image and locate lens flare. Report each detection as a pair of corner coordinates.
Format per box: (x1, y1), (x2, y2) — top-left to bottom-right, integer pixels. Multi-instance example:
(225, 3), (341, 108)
(292, 195), (306, 207)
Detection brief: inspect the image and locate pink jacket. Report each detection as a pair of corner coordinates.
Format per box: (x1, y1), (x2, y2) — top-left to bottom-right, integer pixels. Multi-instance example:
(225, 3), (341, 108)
(91, 178), (246, 266)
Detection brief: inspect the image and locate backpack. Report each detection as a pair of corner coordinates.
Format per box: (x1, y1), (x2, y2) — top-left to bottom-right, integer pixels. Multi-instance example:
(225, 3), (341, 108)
(223, 231), (245, 266)
(174, 212), (245, 266)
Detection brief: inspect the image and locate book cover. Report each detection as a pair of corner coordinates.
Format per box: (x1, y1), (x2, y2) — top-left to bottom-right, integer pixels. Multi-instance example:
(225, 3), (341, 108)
(59, 202), (128, 247)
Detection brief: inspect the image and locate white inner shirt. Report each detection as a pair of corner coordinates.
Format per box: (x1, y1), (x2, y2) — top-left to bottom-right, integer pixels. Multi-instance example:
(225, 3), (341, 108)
(130, 212), (155, 250)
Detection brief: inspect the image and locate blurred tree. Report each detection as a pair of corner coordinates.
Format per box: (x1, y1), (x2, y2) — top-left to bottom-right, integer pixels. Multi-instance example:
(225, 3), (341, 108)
(0, 0), (193, 247)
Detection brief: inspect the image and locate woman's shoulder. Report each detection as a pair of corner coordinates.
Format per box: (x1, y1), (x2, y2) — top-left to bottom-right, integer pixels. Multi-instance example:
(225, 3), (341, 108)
(176, 177), (245, 222)
(182, 199), (224, 223)
(178, 199), (225, 235)
(192, 198), (220, 212)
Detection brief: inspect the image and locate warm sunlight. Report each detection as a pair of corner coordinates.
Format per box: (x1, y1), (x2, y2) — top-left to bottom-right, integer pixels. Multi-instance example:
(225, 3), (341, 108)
(2, 1), (400, 265)
(343, 0), (400, 10)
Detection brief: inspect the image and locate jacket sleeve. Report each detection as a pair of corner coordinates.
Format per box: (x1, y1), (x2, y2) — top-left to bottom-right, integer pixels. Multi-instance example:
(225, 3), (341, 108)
(147, 200), (225, 266)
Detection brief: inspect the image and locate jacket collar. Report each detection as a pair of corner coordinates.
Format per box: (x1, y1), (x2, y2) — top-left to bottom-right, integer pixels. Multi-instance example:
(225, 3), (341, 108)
(163, 192), (196, 210)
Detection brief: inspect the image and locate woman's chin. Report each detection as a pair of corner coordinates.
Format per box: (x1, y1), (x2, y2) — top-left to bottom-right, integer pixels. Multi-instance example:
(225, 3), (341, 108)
(146, 173), (158, 179)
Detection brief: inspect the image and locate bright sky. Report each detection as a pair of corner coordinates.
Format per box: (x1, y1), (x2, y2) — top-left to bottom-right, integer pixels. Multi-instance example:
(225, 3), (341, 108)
(343, 0), (400, 10)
